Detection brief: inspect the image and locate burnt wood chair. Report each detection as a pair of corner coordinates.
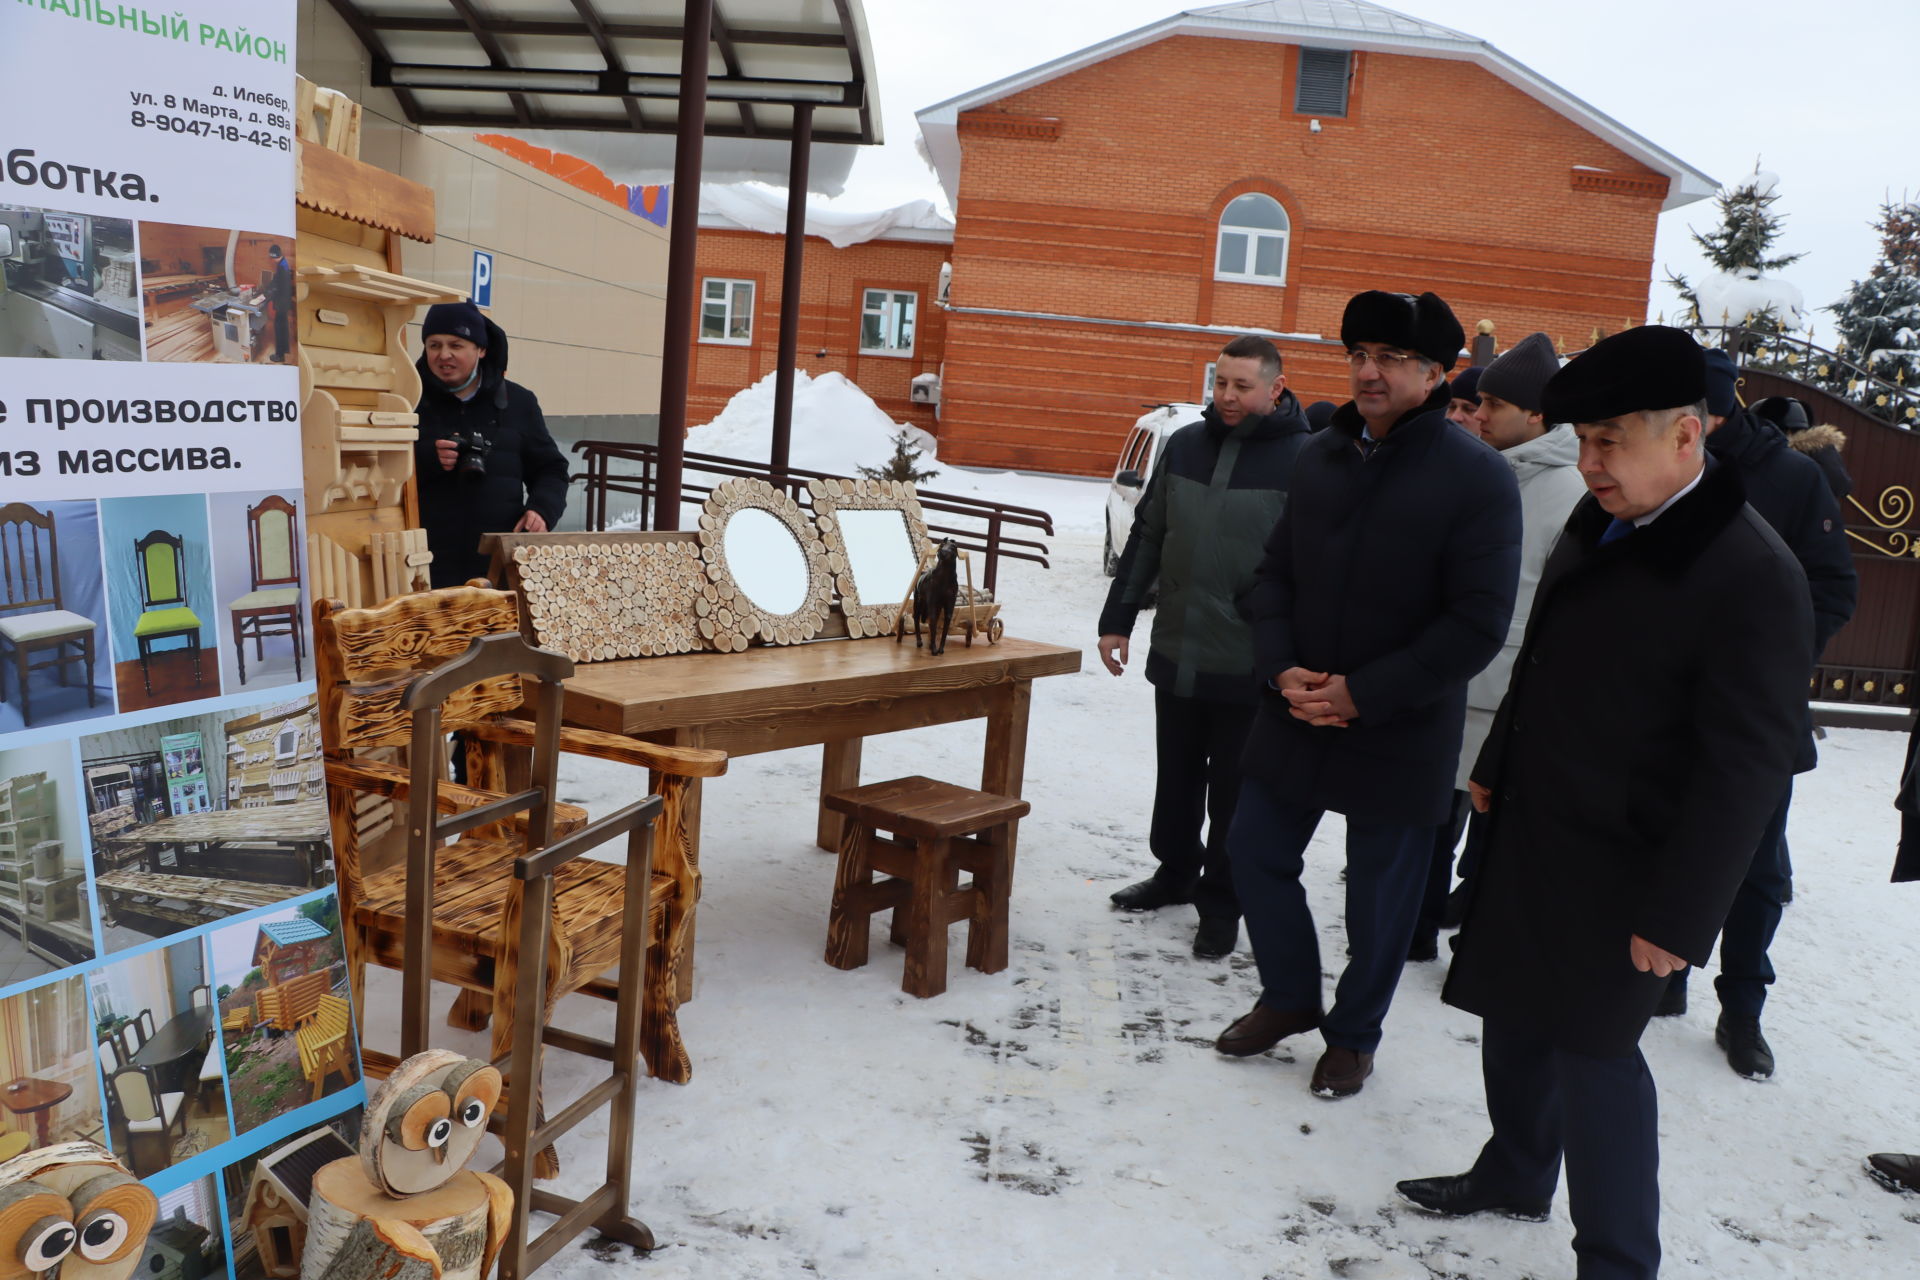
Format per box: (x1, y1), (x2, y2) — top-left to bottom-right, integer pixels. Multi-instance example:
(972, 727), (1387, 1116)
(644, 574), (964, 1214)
(132, 529), (205, 695)
(0, 502), (97, 725)
(314, 584), (726, 1103)
(227, 494), (304, 685)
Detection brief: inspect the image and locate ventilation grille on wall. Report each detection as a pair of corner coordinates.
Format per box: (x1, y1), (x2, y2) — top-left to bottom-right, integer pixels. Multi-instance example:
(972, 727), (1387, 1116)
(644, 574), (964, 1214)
(1295, 48), (1352, 117)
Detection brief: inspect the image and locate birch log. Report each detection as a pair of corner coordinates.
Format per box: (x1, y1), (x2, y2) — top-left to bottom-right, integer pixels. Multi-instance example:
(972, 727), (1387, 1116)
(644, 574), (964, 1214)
(302, 1159), (509, 1280)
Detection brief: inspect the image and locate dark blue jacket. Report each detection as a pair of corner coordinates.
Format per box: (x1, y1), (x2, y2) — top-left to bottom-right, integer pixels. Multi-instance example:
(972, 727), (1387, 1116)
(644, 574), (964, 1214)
(1239, 384), (1522, 827)
(1099, 393), (1313, 704)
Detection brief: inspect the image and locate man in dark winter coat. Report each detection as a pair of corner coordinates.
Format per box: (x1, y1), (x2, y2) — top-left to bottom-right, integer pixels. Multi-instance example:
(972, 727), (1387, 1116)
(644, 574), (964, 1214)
(1653, 352), (1857, 1081)
(1754, 395), (1852, 500)
(414, 302), (572, 588)
(1211, 291), (1520, 1099)
(1098, 335), (1313, 959)
(1869, 726), (1920, 1194)
(1400, 327), (1812, 1280)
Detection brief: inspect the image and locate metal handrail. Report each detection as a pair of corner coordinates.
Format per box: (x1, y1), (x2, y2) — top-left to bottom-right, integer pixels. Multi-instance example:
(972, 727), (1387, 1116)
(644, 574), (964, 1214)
(569, 440), (1054, 595)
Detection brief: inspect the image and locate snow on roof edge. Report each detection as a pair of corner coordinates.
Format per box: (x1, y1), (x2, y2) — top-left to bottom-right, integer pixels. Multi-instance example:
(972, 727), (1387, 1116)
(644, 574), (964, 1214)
(698, 183), (954, 248)
(915, 10), (1713, 212)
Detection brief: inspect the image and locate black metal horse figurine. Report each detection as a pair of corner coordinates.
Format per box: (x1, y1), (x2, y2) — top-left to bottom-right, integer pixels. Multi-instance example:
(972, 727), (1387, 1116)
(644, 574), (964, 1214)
(911, 538), (960, 655)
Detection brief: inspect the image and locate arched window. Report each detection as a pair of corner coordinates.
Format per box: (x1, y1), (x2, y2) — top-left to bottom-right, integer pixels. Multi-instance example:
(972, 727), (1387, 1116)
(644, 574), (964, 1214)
(1215, 193), (1289, 285)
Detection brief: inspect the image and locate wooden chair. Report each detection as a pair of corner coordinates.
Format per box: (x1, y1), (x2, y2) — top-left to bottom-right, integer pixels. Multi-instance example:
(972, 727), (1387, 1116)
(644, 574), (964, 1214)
(117, 1020), (143, 1061)
(108, 1064), (185, 1176)
(132, 529), (205, 695)
(315, 584), (726, 1090)
(228, 494), (304, 685)
(136, 1008), (157, 1043)
(0, 502), (97, 725)
(95, 1036), (121, 1078)
(381, 627), (669, 1275)
(221, 1006), (253, 1036)
(189, 983), (212, 1011)
(196, 1042), (222, 1116)
(293, 993), (353, 1102)
(824, 776), (1029, 998)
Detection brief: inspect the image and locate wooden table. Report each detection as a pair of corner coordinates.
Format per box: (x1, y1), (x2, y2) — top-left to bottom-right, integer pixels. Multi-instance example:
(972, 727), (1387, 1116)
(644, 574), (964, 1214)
(98, 799), (332, 887)
(133, 1007), (213, 1095)
(0, 1078), (70, 1146)
(546, 635), (1081, 995)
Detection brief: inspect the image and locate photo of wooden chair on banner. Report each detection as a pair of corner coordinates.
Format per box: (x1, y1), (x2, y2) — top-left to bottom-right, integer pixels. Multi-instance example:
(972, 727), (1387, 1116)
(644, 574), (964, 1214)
(314, 584), (726, 1096)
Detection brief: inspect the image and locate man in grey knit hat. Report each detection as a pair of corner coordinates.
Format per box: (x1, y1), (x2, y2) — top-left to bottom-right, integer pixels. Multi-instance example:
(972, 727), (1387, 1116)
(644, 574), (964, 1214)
(1413, 332), (1586, 956)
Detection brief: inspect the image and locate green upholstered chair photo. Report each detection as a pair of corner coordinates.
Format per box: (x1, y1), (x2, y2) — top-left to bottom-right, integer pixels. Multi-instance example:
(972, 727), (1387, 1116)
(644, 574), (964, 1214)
(133, 529), (205, 695)
(0, 502), (98, 725)
(227, 494), (304, 685)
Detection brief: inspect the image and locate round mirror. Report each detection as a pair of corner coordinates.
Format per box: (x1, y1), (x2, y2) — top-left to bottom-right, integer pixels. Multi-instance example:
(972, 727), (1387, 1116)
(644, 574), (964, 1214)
(723, 507), (808, 615)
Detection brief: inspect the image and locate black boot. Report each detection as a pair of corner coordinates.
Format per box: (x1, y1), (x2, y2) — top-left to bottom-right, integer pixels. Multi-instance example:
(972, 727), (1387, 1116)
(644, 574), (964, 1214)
(1108, 876), (1195, 912)
(1192, 916), (1238, 959)
(1716, 1013), (1775, 1079)
(1653, 972), (1687, 1018)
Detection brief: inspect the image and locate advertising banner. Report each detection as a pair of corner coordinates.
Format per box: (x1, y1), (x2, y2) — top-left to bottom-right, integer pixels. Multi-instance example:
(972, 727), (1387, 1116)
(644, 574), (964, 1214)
(1, 3), (364, 1276)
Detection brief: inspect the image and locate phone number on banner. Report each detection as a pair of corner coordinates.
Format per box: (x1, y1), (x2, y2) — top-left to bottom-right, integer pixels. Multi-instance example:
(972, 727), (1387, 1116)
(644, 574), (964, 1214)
(129, 111), (291, 150)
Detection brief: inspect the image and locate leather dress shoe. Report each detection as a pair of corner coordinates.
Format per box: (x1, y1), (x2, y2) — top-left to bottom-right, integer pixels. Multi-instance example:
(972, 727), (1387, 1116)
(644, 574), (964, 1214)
(1405, 930), (1439, 963)
(1108, 877), (1194, 912)
(1192, 916), (1238, 959)
(1652, 974), (1687, 1018)
(1716, 1014), (1774, 1079)
(1214, 1004), (1321, 1057)
(1867, 1152), (1920, 1193)
(1396, 1172), (1551, 1221)
(1310, 1046), (1374, 1098)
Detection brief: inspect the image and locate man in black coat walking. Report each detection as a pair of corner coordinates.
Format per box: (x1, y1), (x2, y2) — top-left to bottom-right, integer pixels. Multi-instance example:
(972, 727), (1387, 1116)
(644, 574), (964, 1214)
(1653, 351), (1857, 1081)
(1098, 336), (1314, 959)
(1211, 291), (1520, 1099)
(1399, 327), (1812, 1280)
(413, 302), (572, 588)
(1868, 725), (1920, 1194)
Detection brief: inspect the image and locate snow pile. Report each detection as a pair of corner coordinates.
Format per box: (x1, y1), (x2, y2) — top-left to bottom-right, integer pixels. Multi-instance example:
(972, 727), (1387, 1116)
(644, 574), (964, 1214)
(616, 370), (1108, 536)
(700, 183), (953, 248)
(1694, 268), (1807, 330)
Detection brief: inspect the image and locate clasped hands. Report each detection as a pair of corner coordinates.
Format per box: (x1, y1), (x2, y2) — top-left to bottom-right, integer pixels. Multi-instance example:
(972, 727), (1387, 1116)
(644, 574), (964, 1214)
(1276, 667), (1356, 727)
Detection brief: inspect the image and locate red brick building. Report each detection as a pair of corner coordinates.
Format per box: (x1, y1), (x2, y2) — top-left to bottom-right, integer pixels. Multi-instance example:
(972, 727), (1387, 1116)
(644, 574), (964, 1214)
(697, 0), (1713, 475)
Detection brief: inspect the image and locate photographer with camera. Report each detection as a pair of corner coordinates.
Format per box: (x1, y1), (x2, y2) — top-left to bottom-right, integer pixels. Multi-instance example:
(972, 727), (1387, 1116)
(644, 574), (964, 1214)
(414, 302), (571, 588)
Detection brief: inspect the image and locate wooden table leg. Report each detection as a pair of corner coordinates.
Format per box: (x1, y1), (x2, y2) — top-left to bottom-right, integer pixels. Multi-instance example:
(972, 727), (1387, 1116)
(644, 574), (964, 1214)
(817, 738), (864, 852)
(675, 727), (704, 1006)
(981, 680), (1033, 869)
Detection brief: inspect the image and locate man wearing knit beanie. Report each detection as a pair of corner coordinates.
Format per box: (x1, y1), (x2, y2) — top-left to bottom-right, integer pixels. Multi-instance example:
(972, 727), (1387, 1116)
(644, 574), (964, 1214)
(414, 302), (571, 587)
(1445, 366), (1483, 429)
(1411, 331), (1585, 959)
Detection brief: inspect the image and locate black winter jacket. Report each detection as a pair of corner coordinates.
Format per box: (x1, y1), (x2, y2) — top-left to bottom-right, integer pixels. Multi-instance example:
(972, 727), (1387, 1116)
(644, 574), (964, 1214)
(1238, 385), (1522, 827)
(1707, 407), (1857, 653)
(1446, 461), (1812, 1055)
(414, 317), (571, 588)
(1099, 394), (1313, 703)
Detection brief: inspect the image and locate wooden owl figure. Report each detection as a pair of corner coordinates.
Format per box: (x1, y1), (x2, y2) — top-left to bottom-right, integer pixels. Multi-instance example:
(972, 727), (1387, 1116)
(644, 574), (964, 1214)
(301, 1050), (512, 1280)
(0, 1141), (159, 1280)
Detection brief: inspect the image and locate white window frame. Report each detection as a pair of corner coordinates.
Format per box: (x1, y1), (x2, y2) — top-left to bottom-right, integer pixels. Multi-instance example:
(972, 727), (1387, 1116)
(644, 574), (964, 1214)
(860, 288), (918, 357)
(1214, 195), (1290, 287)
(699, 277), (755, 345)
(1201, 360), (1216, 405)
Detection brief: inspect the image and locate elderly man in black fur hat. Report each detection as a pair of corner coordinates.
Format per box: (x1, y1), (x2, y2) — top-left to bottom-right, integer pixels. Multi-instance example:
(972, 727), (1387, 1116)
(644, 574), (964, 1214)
(1398, 327), (1812, 1280)
(1212, 290), (1520, 1100)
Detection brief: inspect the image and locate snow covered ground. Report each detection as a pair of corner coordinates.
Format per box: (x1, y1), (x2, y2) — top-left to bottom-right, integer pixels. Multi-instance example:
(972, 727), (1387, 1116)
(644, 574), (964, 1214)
(371, 404), (1920, 1278)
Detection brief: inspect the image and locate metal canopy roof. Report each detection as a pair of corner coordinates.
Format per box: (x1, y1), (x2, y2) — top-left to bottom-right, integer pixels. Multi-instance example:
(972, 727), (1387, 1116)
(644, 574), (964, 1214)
(324, 0), (881, 144)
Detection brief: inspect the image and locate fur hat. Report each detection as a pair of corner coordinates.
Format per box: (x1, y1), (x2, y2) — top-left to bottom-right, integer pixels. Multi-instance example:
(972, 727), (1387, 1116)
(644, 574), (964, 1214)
(1701, 348), (1739, 418)
(1449, 367), (1483, 405)
(1541, 325), (1706, 425)
(1476, 331), (1560, 415)
(1340, 291), (1465, 371)
(422, 301), (489, 346)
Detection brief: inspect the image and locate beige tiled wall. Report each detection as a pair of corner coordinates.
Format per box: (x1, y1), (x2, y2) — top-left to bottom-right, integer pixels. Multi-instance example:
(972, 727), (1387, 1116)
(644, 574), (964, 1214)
(296, 1), (667, 425)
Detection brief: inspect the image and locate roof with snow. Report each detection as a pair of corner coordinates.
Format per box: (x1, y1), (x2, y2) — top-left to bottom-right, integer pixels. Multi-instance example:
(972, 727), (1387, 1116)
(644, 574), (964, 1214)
(699, 184), (954, 248)
(916, 0), (1714, 212)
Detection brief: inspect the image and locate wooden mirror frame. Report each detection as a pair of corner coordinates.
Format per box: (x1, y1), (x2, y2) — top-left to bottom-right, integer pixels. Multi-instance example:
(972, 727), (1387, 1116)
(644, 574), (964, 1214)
(807, 479), (935, 638)
(695, 479), (832, 649)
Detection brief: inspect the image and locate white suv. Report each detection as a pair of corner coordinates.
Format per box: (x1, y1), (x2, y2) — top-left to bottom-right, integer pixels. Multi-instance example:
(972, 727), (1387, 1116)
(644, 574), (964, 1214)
(1103, 403), (1202, 575)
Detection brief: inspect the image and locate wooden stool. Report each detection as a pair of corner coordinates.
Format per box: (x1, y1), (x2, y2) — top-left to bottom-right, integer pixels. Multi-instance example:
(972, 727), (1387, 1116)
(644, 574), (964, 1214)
(823, 776), (1030, 997)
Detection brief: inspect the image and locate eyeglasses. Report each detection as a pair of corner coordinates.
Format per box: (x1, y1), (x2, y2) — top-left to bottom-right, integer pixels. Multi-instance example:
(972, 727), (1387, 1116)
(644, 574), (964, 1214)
(1347, 349), (1419, 372)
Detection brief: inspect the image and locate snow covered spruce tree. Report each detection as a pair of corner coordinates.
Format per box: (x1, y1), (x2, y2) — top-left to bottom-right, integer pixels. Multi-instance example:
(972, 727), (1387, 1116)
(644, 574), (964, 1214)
(859, 428), (940, 485)
(1828, 197), (1920, 421)
(1668, 165), (1807, 340)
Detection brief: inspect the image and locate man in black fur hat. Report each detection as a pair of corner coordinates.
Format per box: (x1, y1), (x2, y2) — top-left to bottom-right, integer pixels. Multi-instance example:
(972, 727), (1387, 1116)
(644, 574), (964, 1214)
(1212, 290), (1520, 1100)
(414, 301), (571, 587)
(1398, 326), (1811, 1280)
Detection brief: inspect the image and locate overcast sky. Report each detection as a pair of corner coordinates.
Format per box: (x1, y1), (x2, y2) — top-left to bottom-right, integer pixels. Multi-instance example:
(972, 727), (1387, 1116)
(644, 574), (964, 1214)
(837, 0), (1915, 340)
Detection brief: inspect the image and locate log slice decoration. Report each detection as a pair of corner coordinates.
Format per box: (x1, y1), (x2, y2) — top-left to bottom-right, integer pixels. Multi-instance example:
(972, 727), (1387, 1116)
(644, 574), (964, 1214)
(511, 540), (711, 661)
(0, 1141), (158, 1280)
(807, 478), (936, 639)
(695, 479), (833, 649)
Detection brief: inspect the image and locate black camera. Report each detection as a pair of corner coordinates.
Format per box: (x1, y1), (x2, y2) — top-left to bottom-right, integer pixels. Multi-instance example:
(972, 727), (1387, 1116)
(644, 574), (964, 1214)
(452, 429), (491, 481)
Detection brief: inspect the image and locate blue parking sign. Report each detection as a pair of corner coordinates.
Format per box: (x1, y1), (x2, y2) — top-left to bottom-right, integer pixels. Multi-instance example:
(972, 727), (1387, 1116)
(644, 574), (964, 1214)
(472, 250), (494, 307)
